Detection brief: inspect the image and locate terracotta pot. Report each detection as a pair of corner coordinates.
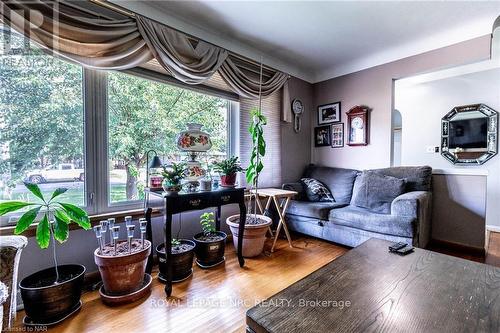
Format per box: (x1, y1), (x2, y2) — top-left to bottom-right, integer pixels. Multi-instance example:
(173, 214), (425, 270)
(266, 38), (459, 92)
(221, 173), (237, 186)
(193, 231), (227, 266)
(226, 214), (272, 257)
(156, 240), (196, 282)
(94, 240), (151, 296)
(20, 264), (85, 322)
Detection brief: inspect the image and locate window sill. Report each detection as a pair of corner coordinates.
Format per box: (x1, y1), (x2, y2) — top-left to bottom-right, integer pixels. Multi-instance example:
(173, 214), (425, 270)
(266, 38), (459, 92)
(0, 208), (162, 237)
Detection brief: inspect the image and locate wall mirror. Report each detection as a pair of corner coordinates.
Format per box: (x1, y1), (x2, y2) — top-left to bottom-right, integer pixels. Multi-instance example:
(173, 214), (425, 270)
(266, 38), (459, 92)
(441, 104), (498, 165)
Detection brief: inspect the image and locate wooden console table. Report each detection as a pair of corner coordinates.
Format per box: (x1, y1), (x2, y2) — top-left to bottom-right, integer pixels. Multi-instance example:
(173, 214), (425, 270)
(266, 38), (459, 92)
(144, 187), (247, 297)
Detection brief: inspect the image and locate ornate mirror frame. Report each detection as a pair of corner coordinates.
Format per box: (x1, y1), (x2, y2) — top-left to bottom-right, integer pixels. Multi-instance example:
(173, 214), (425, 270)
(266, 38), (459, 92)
(441, 104), (498, 165)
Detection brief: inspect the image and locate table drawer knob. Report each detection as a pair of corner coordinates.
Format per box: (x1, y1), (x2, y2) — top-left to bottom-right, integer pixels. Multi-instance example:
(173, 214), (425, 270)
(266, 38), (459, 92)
(317, 221), (324, 227)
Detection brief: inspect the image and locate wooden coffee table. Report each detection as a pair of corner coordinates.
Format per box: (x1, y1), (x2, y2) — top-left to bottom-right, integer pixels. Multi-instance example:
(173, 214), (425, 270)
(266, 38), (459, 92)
(246, 238), (500, 333)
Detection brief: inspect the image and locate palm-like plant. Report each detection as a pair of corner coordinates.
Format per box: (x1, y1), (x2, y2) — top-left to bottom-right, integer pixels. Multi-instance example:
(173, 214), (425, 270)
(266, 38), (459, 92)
(0, 183), (90, 283)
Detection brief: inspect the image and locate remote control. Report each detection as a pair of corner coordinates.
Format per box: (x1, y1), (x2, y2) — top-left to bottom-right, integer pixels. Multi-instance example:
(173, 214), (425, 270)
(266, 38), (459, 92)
(395, 245), (414, 255)
(389, 242), (407, 252)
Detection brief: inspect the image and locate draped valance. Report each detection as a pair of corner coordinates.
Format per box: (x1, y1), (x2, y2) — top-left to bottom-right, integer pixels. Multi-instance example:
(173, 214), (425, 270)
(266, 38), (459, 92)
(0, 0), (289, 99)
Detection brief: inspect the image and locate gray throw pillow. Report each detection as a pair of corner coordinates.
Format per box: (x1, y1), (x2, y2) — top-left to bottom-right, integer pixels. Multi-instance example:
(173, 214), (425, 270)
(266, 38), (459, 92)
(350, 171), (406, 214)
(300, 178), (334, 202)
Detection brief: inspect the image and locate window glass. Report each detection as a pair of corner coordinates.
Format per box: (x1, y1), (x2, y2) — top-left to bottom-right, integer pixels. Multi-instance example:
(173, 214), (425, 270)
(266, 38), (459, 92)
(0, 26), (85, 219)
(107, 71), (228, 203)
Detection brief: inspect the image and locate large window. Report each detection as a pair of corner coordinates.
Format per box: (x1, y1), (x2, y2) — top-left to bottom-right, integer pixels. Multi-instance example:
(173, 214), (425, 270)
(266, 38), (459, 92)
(107, 71), (229, 204)
(0, 26), (232, 225)
(0, 26), (86, 217)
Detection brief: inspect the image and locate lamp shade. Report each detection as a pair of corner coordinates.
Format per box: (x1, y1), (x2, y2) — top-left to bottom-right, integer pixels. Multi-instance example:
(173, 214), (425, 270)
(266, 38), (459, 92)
(176, 123), (212, 152)
(149, 155), (163, 169)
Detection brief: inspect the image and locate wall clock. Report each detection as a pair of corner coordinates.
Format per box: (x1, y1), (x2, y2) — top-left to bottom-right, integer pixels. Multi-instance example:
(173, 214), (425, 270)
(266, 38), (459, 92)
(292, 98), (304, 133)
(347, 105), (369, 146)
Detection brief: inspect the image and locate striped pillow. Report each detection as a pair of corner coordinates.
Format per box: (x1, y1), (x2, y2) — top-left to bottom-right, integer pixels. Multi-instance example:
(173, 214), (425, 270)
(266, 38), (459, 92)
(300, 178), (334, 202)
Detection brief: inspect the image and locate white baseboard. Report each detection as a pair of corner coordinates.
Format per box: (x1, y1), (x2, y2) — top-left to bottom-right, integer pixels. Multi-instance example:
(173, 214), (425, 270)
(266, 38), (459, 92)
(486, 225), (500, 233)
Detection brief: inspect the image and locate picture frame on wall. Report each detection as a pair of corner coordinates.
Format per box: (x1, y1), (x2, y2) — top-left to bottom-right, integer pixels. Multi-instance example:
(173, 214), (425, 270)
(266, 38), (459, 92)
(314, 126), (331, 147)
(318, 102), (341, 125)
(331, 123), (344, 148)
(347, 105), (369, 146)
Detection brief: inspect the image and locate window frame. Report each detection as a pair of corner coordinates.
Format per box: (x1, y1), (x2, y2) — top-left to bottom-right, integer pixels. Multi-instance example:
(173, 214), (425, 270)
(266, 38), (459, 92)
(91, 69), (235, 214)
(0, 41), (236, 224)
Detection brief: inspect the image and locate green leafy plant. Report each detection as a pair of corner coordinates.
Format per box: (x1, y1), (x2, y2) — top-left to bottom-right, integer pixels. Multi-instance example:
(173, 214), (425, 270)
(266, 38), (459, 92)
(0, 183), (90, 283)
(212, 156), (244, 176)
(246, 107), (267, 187)
(172, 238), (181, 246)
(162, 162), (186, 186)
(200, 212), (216, 236)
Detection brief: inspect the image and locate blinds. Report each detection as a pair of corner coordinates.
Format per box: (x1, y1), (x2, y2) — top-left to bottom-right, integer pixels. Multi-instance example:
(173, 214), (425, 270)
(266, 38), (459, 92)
(239, 92), (282, 188)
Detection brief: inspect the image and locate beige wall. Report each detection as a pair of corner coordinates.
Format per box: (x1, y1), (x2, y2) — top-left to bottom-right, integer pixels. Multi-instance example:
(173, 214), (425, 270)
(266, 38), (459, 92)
(311, 35), (491, 169)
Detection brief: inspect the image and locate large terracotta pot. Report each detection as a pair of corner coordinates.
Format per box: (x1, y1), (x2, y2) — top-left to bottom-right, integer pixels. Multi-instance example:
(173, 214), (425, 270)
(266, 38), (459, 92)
(20, 264), (85, 322)
(226, 214), (272, 257)
(94, 240), (151, 295)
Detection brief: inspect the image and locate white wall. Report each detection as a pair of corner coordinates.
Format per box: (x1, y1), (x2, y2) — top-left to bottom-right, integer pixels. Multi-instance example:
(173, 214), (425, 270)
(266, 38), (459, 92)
(395, 64), (500, 247)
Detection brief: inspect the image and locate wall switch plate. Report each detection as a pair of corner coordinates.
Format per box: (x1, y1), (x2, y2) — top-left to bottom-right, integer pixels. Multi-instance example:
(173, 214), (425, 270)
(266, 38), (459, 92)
(426, 146), (435, 153)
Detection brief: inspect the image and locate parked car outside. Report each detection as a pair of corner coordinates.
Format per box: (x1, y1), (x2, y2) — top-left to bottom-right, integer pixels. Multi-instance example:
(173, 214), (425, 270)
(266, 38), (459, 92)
(25, 163), (84, 184)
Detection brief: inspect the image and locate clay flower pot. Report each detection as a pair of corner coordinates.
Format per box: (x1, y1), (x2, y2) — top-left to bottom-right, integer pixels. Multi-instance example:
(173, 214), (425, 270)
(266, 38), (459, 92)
(220, 173), (237, 187)
(94, 240), (151, 295)
(226, 214), (272, 257)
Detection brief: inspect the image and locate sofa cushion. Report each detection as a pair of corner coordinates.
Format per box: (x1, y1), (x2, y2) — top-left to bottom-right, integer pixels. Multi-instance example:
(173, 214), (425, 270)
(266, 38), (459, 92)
(301, 178), (334, 202)
(328, 206), (415, 238)
(287, 200), (347, 220)
(350, 171), (406, 214)
(372, 166), (432, 192)
(303, 165), (359, 204)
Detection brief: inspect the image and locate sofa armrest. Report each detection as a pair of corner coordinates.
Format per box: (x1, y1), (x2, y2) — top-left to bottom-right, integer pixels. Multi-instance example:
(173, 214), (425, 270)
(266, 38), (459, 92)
(282, 182), (305, 201)
(391, 191), (432, 248)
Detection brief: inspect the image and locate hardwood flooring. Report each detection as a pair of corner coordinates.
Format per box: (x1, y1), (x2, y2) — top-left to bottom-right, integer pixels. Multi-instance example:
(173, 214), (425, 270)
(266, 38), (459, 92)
(13, 236), (348, 333)
(12, 232), (500, 333)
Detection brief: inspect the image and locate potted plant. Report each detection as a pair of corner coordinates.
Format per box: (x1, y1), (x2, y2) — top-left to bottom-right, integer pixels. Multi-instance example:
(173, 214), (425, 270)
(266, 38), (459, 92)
(93, 220), (152, 305)
(156, 238), (196, 282)
(193, 212), (227, 267)
(162, 162), (186, 194)
(0, 183), (90, 324)
(212, 156), (244, 187)
(226, 107), (272, 257)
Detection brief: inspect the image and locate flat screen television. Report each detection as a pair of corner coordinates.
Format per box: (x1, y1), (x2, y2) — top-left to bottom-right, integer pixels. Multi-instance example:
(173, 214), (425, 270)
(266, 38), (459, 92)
(449, 118), (488, 149)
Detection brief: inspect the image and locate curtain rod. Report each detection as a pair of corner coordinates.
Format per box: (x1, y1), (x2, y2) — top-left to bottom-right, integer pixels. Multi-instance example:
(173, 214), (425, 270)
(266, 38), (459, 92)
(89, 0), (283, 76)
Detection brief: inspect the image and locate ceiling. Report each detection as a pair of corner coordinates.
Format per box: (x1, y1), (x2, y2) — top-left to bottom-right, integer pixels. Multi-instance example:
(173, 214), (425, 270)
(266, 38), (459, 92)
(113, 1), (500, 83)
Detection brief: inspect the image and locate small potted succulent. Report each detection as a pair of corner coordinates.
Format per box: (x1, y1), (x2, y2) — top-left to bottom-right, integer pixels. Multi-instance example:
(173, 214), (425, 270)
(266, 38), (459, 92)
(161, 162), (186, 194)
(193, 212), (227, 267)
(0, 183), (90, 324)
(157, 238), (196, 282)
(212, 156), (244, 187)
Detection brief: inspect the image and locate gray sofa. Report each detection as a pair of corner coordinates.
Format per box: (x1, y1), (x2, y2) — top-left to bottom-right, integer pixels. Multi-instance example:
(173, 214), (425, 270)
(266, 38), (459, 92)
(283, 165), (432, 248)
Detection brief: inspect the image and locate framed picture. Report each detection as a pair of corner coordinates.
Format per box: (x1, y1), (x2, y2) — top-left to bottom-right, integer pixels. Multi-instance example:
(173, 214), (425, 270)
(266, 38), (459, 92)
(318, 102), (341, 125)
(314, 126), (331, 147)
(347, 105), (369, 146)
(331, 123), (344, 148)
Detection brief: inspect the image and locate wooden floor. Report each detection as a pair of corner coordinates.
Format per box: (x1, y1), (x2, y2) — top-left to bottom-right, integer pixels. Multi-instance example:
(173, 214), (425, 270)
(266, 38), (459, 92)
(14, 236), (348, 333)
(12, 232), (500, 333)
